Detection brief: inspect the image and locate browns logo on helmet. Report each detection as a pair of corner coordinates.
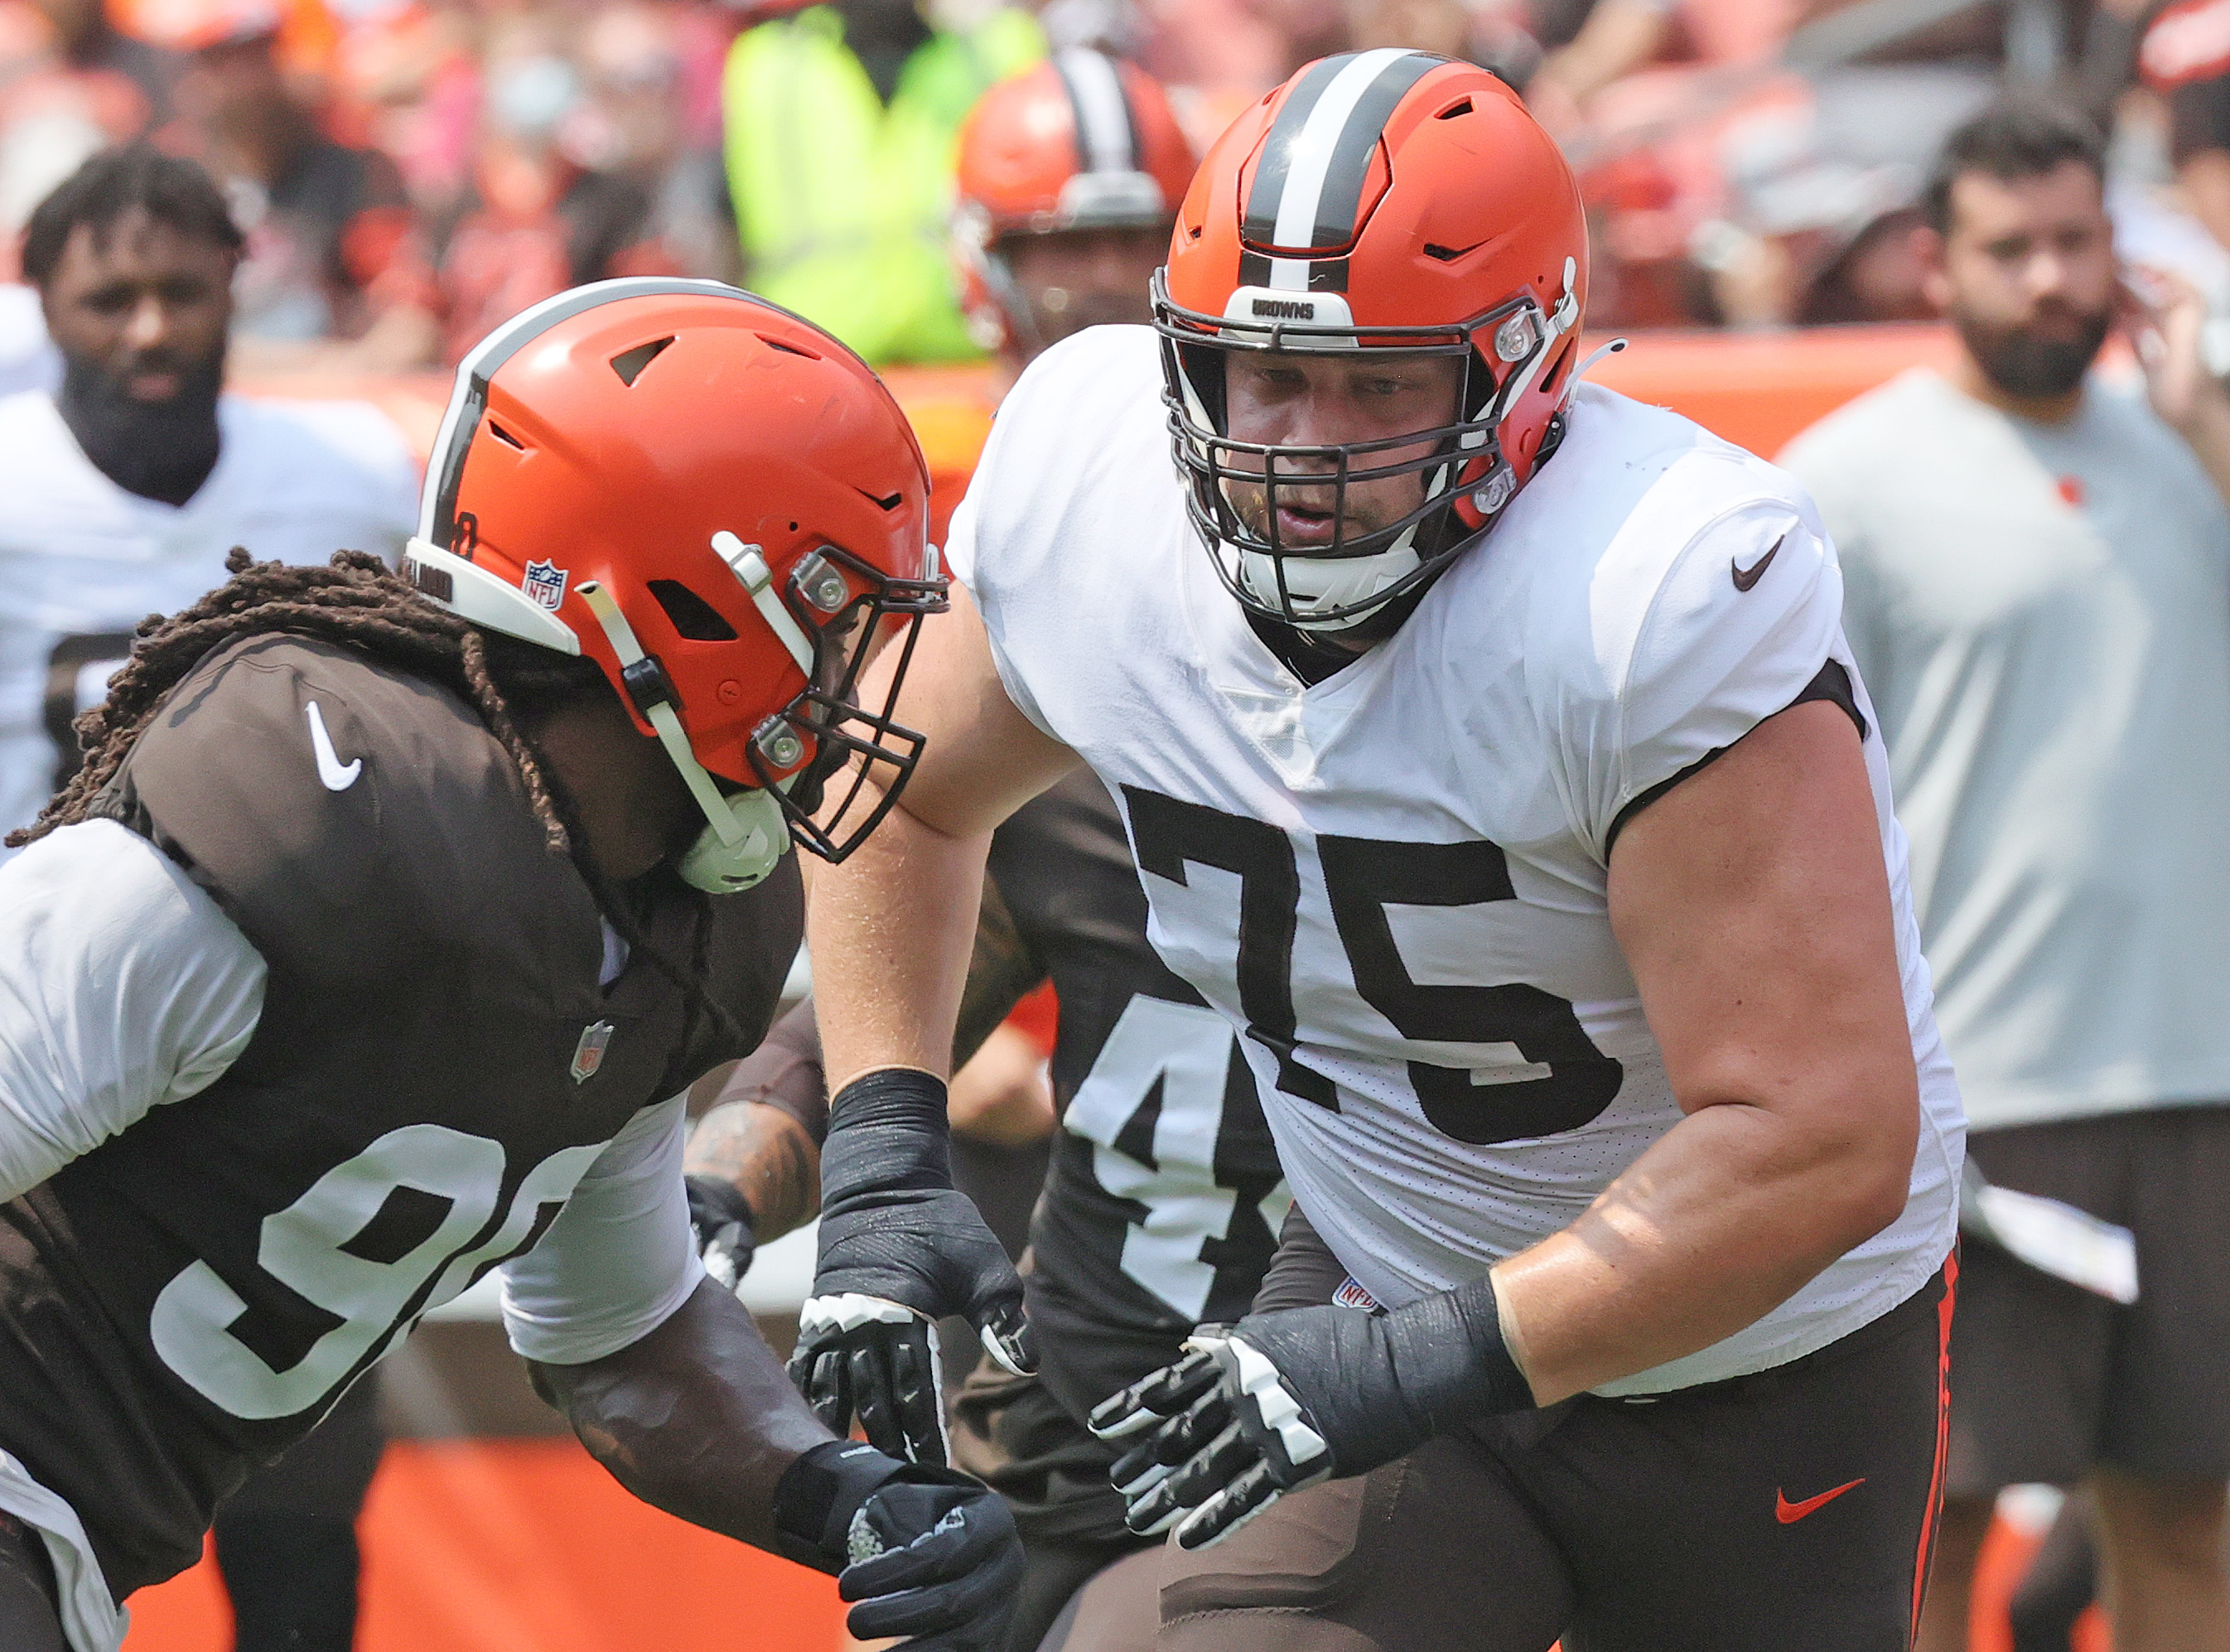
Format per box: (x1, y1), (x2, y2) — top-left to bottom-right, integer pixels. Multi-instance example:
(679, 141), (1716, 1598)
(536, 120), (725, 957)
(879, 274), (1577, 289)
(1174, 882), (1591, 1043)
(404, 278), (946, 890)
(1155, 51), (1587, 630)
(954, 49), (1196, 356)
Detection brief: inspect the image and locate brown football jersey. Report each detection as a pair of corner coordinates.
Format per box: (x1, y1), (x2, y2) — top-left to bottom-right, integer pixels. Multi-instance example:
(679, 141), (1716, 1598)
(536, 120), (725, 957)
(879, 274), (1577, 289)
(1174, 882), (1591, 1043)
(0, 635), (800, 1596)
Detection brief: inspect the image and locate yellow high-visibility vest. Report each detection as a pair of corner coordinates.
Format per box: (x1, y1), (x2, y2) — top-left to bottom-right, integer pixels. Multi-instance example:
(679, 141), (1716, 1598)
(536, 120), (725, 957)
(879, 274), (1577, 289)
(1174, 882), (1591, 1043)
(723, 5), (1042, 365)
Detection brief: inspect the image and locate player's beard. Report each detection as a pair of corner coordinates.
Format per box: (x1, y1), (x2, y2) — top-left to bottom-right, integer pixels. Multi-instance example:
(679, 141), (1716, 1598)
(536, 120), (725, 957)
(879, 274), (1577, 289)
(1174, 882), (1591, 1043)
(1953, 299), (2111, 402)
(56, 346), (225, 506)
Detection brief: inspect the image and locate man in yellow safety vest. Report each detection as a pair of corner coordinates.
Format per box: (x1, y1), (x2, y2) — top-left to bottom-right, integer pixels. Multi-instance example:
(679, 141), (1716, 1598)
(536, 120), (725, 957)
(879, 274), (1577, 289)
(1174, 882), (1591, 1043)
(723, 0), (1042, 365)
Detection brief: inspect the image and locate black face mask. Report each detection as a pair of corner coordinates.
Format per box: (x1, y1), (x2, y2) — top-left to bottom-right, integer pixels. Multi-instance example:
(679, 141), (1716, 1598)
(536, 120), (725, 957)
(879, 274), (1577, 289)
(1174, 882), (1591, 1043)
(56, 345), (225, 507)
(833, 0), (929, 104)
(1956, 303), (2111, 403)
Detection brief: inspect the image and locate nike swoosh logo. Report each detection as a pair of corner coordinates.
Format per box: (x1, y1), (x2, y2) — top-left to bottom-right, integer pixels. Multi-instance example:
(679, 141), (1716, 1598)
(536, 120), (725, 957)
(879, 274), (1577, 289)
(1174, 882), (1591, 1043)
(1732, 536), (1784, 592)
(1776, 1477), (1866, 1524)
(305, 700), (361, 791)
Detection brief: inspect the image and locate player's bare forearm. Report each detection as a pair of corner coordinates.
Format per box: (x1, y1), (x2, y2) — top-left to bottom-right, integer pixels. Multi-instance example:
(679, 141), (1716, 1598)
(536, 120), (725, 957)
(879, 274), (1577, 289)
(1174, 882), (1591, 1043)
(809, 787), (991, 1088)
(1494, 702), (1920, 1403)
(810, 583), (1076, 1090)
(529, 1277), (833, 1550)
(686, 1100), (821, 1239)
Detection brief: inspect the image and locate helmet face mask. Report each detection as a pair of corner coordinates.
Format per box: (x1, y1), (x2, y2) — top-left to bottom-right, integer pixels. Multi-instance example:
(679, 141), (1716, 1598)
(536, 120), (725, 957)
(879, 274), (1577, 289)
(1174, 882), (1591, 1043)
(1156, 274), (1563, 630)
(1155, 50), (1588, 634)
(746, 540), (944, 864)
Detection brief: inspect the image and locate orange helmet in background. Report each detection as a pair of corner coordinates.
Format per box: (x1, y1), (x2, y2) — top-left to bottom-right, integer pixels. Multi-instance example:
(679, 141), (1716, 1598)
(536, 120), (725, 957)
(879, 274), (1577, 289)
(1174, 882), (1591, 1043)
(1156, 51), (1587, 630)
(405, 278), (945, 887)
(954, 48), (1195, 355)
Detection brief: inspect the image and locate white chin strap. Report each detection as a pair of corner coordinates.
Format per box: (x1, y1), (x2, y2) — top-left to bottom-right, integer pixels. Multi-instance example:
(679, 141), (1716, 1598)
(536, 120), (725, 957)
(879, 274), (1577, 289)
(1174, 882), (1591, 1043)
(576, 581), (789, 895)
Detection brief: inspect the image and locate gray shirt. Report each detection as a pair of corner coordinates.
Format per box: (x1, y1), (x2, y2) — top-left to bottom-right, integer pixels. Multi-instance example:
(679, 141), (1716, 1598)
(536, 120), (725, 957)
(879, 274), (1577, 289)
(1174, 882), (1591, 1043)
(1783, 368), (2230, 1131)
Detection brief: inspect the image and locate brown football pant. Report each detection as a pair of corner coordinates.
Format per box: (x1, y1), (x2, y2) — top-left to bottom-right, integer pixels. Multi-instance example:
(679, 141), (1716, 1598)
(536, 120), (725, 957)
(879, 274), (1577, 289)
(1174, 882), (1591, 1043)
(1147, 1263), (1954, 1652)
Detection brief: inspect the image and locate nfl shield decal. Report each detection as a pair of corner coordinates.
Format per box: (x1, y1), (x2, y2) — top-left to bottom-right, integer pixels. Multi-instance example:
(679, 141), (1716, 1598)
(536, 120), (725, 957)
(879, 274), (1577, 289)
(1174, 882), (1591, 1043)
(524, 560), (569, 611)
(571, 1020), (615, 1084)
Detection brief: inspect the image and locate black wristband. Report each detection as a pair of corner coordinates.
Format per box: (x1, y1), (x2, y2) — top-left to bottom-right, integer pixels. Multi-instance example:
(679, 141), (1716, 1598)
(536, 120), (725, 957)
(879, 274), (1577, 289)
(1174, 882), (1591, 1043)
(823, 1068), (951, 1205)
(683, 1173), (755, 1236)
(770, 1440), (900, 1574)
(1383, 1272), (1535, 1435)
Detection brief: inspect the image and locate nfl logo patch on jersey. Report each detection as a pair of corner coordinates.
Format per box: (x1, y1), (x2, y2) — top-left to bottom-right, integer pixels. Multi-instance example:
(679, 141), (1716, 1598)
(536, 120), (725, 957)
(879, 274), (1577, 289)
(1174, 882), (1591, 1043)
(1334, 1276), (1385, 1314)
(524, 560), (568, 611)
(571, 1020), (615, 1084)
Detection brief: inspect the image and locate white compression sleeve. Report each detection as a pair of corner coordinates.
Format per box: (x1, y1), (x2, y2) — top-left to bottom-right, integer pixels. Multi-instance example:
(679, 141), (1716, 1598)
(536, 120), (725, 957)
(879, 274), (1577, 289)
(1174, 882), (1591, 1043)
(0, 819), (267, 1201)
(499, 1094), (707, 1366)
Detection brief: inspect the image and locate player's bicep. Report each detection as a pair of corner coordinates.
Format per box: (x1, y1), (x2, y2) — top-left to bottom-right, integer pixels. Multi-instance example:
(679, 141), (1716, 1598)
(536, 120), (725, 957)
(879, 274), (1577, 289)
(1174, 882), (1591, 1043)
(1605, 701), (1917, 1157)
(0, 819), (266, 1200)
(500, 1095), (704, 1366)
(868, 580), (1079, 839)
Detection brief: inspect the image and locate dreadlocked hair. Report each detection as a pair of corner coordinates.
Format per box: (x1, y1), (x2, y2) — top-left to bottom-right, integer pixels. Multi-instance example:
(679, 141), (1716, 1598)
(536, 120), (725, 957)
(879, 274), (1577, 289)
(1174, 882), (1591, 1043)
(12, 547), (746, 1055)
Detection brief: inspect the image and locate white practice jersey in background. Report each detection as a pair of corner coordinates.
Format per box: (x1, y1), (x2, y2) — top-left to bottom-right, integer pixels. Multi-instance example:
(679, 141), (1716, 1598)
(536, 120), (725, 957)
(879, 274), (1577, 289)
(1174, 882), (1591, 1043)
(0, 389), (418, 840)
(949, 326), (1964, 1395)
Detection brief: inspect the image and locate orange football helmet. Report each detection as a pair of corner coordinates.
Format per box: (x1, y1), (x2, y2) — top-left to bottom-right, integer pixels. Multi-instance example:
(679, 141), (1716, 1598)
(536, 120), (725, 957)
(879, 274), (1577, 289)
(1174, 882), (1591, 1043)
(954, 49), (1195, 355)
(404, 278), (945, 889)
(1156, 51), (1586, 630)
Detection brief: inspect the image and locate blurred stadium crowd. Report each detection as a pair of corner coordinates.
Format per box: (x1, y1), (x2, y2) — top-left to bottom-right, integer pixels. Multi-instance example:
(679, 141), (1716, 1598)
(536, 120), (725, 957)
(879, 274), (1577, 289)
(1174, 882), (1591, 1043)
(6, 0), (2230, 370)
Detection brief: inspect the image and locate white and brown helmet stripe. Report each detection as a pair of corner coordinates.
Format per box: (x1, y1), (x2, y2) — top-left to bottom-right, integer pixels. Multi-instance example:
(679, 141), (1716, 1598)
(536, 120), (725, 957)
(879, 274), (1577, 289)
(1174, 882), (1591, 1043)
(1236, 49), (1443, 296)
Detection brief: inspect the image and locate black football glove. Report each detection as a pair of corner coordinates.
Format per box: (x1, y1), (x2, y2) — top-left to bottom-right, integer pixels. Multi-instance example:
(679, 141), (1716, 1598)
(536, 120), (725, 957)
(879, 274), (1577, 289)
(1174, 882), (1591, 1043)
(790, 1069), (1035, 1467)
(1088, 1275), (1535, 1551)
(772, 1439), (1024, 1649)
(684, 1174), (758, 1296)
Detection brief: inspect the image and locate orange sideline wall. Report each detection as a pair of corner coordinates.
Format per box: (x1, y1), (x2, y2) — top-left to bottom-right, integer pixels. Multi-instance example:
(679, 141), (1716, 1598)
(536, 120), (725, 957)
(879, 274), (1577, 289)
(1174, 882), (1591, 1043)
(123, 325), (2075, 1652)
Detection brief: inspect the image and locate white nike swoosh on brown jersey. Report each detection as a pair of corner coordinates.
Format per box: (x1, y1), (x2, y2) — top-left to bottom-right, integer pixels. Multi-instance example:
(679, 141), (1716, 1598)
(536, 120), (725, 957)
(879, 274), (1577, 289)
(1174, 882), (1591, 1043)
(305, 700), (362, 791)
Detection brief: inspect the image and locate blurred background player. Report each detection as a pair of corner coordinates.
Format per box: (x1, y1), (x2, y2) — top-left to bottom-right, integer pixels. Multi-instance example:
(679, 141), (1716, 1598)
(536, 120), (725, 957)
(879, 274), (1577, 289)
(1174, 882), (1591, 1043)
(905, 45), (1197, 548)
(952, 46), (1197, 384)
(1782, 97), (2230, 1652)
(722, 0), (1041, 366)
(0, 144), (414, 844)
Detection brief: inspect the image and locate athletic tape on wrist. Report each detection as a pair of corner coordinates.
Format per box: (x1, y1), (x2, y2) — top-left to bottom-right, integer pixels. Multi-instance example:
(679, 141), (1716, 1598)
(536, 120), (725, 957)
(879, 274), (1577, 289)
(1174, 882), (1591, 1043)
(823, 1068), (952, 1203)
(1388, 1273), (1534, 1431)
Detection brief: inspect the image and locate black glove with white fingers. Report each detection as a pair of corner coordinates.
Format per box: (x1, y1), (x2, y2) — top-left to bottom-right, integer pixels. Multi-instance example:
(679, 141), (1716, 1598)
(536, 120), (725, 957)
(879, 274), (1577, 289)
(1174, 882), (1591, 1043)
(1089, 1273), (1536, 1551)
(773, 1439), (1024, 1649)
(684, 1174), (758, 1296)
(789, 1068), (1035, 1466)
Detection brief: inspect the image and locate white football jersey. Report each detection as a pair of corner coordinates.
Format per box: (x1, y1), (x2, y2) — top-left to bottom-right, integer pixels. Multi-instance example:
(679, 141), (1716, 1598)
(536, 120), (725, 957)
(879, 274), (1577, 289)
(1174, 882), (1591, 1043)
(0, 389), (418, 839)
(948, 326), (1963, 1395)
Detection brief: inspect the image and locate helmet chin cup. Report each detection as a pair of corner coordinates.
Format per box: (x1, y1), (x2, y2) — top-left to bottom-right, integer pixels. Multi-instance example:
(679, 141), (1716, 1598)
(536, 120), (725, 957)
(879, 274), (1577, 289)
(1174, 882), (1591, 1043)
(1236, 536), (1424, 631)
(678, 785), (789, 894)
